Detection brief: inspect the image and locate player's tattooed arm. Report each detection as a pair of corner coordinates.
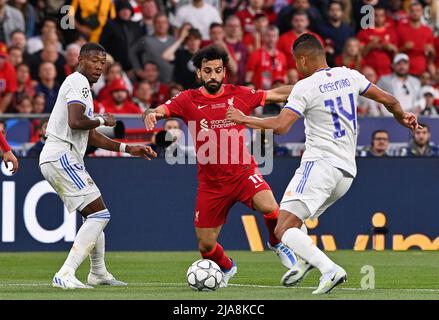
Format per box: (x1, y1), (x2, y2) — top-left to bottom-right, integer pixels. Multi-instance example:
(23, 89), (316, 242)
(265, 85), (294, 104)
(68, 103), (115, 130)
(363, 84), (421, 130)
(88, 129), (157, 160)
(227, 107), (300, 134)
(143, 105), (168, 130)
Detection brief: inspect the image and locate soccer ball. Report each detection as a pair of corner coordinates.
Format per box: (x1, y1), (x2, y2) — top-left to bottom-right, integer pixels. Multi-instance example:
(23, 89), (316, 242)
(186, 259), (223, 291)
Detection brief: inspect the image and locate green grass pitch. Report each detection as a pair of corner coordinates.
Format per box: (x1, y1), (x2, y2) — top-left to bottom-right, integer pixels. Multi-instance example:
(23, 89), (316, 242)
(0, 251), (438, 300)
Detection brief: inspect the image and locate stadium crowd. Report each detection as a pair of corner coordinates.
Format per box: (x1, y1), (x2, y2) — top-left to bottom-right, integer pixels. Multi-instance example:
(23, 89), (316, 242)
(1, 0), (439, 157)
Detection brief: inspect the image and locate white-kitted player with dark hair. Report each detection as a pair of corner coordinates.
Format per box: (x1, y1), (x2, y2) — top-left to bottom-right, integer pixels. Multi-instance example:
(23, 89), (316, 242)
(39, 42), (156, 289)
(227, 33), (421, 294)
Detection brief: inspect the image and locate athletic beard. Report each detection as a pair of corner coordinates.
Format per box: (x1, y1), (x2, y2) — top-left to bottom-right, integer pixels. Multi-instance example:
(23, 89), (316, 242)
(202, 79), (223, 94)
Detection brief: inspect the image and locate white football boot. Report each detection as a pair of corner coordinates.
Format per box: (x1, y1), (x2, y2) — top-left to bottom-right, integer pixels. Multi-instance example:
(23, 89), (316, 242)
(220, 260), (237, 288)
(87, 272), (127, 286)
(52, 272), (93, 289)
(281, 259), (315, 287)
(312, 265), (347, 294)
(267, 241), (298, 269)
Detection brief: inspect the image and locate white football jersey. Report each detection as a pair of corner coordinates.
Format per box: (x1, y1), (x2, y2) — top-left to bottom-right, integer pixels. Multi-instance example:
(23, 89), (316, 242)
(285, 66), (371, 177)
(40, 72), (95, 165)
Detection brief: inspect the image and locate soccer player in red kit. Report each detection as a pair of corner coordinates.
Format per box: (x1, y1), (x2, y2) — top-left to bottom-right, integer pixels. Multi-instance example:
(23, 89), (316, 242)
(143, 45), (297, 287)
(0, 131), (19, 174)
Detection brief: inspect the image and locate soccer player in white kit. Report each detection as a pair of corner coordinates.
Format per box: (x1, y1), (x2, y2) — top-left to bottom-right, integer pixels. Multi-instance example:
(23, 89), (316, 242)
(39, 43), (156, 289)
(227, 34), (420, 294)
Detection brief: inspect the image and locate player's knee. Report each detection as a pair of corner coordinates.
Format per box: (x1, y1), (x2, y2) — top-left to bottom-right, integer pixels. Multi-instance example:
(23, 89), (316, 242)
(259, 202), (279, 215)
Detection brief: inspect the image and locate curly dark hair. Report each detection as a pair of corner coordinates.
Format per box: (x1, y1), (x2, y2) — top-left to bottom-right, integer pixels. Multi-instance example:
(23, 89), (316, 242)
(192, 44), (229, 69)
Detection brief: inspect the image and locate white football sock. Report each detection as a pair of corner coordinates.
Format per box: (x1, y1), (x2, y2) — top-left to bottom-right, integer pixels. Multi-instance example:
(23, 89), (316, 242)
(89, 232), (108, 275)
(58, 209), (110, 276)
(282, 227), (335, 275)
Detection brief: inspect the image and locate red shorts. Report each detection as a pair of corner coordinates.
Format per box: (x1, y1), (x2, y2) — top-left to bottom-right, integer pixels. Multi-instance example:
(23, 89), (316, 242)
(194, 168), (272, 228)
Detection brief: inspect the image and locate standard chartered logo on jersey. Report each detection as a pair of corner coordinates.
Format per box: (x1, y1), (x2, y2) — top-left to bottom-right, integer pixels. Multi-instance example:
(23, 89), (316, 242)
(163, 120), (274, 175)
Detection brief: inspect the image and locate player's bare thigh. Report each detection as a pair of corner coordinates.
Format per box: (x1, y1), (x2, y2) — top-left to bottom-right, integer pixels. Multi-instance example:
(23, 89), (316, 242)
(79, 196), (107, 218)
(195, 226), (222, 253)
(252, 189), (278, 214)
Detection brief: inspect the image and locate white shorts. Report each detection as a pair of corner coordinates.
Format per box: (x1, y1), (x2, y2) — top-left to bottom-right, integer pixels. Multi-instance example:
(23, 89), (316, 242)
(40, 152), (101, 213)
(280, 159), (353, 220)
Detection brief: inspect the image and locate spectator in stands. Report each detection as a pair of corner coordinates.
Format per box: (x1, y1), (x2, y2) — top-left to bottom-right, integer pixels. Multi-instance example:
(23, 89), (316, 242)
(26, 17), (62, 55)
(150, 117), (187, 158)
(420, 71), (434, 87)
(132, 80), (152, 112)
(278, 10), (324, 74)
(397, 1), (435, 77)
(13, 62), (35, 110)
(421, 0), (439, 34)
(138, 61), (169, 106)
(67, 0), (116, 43)
(64, 43), (80, 76)
(358, 130), (390, 157)
(276, 0), (323, 34)
(357, 65), (390, 117)
(204, 23), (238, 78)
(171, 0), (222, 40)
(0, 43), (17, 113)
(168, 83), (184, 99)
(35, 61), (59, 113)
(139, 0), (158, 35)
(242, 13), (269, 53)
(15, 94), (32, 113)
(0, 0), (25, 45)
(246, 25), (287, 90)
(27, 118), (47, 157)
(236, 0), (267, 34)
(102, 78), (142, 114)
(9, 30), (26, 53)
(29, 42), (66, 84)
(416, 85), (439, 116)
(377, 53), (421, 113)
(400, 123), (439, 156)
(162, 25), (202, 89)
(97, 61), (133, 101)
(100, 0), (143, 71)
(357, 5), (398, 79)
(386, 0), (408, 26)
(224, 15), (249, 85)
(32, 93), (45, 113)
(318, 1), (355, 59)
(9, 0), (36, 38)
(335, 38), (365, 71)
(130, 13), (176, 84)
(7, 46), (23, 67)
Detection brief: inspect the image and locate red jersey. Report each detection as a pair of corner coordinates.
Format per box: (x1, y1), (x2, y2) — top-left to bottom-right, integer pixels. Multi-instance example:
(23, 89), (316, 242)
(236, 8), (276, 34)
(0, 132), (11, 153)
(162, 85), (267, 182)
(102, 99), (142, 114)
(397, 22), (434, 76)
(247, 48), (287, 89)
(357, 27), (398, 78)
(277, 31), (324, 69)
(0, 60), (17, 97)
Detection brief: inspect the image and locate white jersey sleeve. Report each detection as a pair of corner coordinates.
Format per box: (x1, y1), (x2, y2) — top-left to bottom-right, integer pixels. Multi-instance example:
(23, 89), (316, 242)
(39, 72), (95, 165)
(350, 69), (372, 96)
(284, 80), (308, 117)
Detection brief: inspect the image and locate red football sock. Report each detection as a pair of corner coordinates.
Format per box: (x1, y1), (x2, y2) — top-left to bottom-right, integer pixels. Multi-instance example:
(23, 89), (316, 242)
(201, 243), (233, 271)
(264, 208), (281, 246)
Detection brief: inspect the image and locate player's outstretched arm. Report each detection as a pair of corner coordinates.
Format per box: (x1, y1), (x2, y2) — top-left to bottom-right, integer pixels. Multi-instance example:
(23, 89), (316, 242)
(68, 103), (116, 130)
(143, 105), (168, 130)
(264, 85), (294, 104)
(362, 84), (421, 130)
(227, 107), (300, 134)
(88, 129), (157, 160)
